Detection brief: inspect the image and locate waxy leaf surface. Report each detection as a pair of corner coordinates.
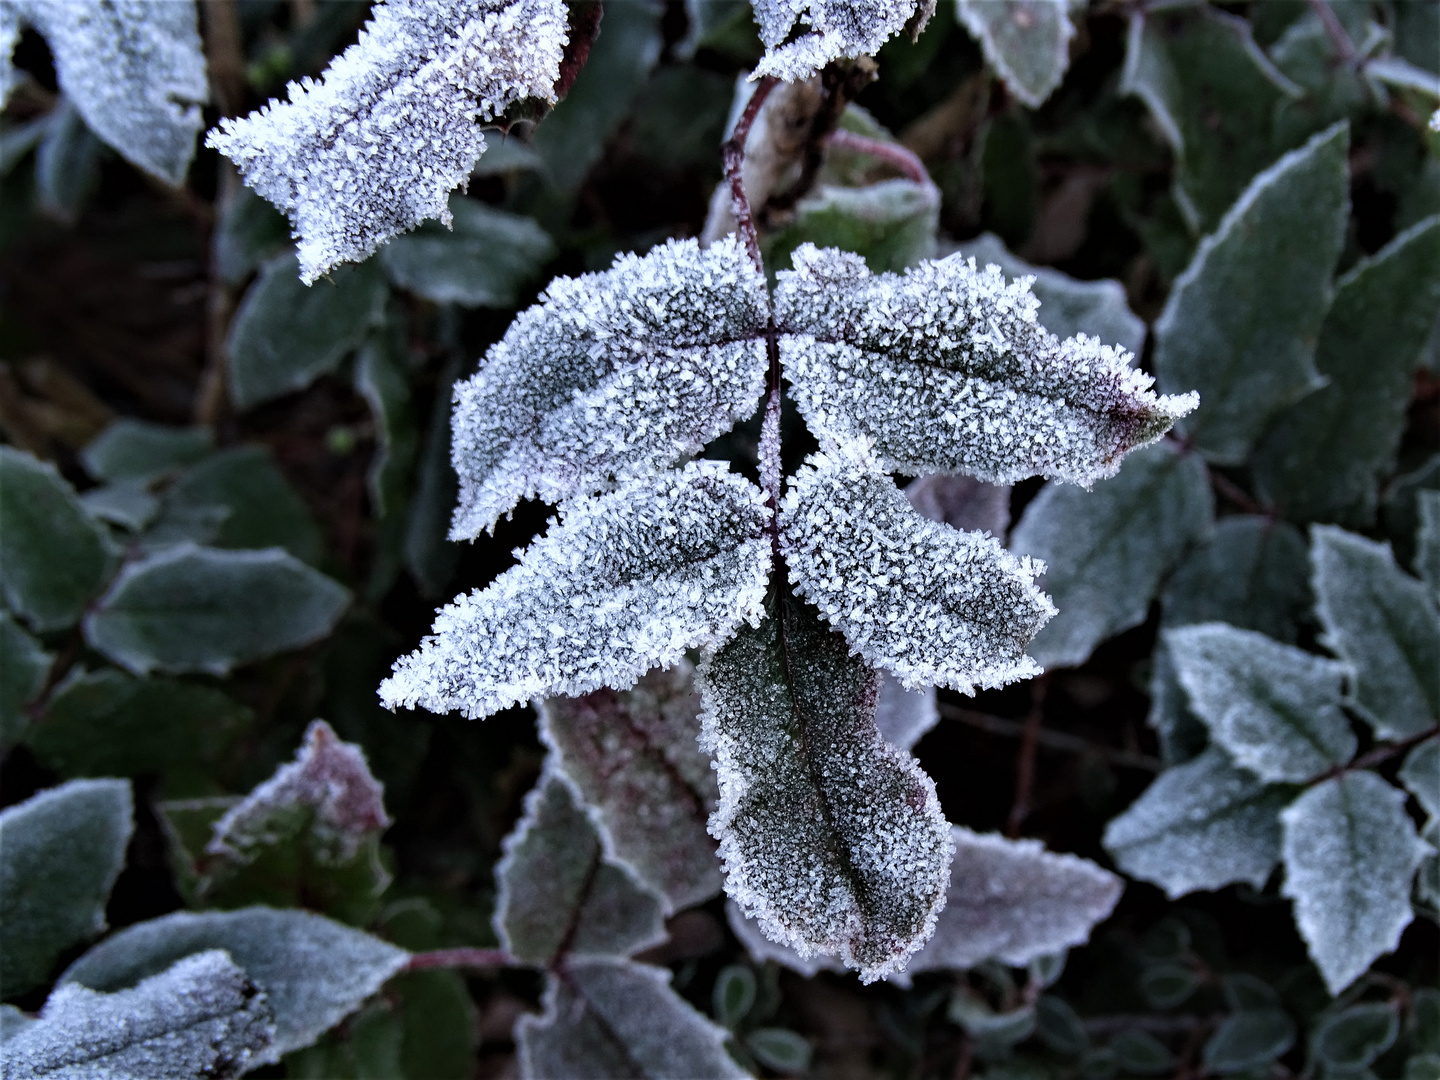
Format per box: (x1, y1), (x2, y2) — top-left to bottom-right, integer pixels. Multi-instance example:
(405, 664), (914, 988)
(957, 0), (1073, 108)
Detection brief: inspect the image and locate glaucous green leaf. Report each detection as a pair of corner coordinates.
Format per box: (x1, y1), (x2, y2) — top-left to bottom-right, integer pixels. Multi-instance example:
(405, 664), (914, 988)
(80, 420), (211, 485)
(1035, 994), (1088, 1055)
(354, 332), (417, 521)
(0, 612), (50, 745)
(1254, 217), (1440, 523)
(214, 185), (291, 286)
(956, 0), (1074, 108)
(1400, 737), (1439, 819)
(699, 588), (952, 983)
(765, 178), (940, 276)
(1011, 441), (1213, 670)
(516, 958), (748, 1080)
(1152, 122), (1348, 463)
(226, 252), (388, 410)
(1280, 771), (1429, 993)
(712, 964), (756, 1029)
(0, 446), (114, 632)
(1139, 963), (1200, 1010)
(1418, 490), (1440, 595)
(1313, 1003), (1401, 1073)
(1111, 1030), (1173, 1076)
(0, 1003), (34, 1042)
(0, 778), (133, 998)
(1202, 1010), (1297, 1074)
(746, 1027), (812, 1074)
(494, 769), (666, 966)
(80, 482), (160, 532)
(60, 907), (410, 1063)
(403, 354), (462, 599)
(84, 545), (350, 676)
(1268, 11), (1369, 147)
(1160, 517), (1311, 642)
(33, 96), (102, 225)
(1311, 525), (1440, 738)
(0, 950), (274, 1080)
(1165, 623), (1356, 783)
(1383, 453), (1440, 568)
(1102, 748), (1290, 898)
(538, 662), (722, 913)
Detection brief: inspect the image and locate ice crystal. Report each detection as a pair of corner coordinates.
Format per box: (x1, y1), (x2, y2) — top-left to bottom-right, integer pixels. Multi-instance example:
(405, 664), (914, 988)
(775, 245), (1197, 486)
(449, 237), (769, 538)
(381, 463), (771, 719)
(207, 0), (567, 282)
(750, 0), (923, 82)
(781, 442), (1055, 693)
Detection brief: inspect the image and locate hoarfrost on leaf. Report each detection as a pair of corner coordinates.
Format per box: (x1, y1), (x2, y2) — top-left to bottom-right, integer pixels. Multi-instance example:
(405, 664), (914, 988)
(781, 443), (1054, 693)
(699, 589), (953, 983)
(775, 244), (1195, 487)
(1165, 623), (1356, 783)
(1280, 772), (1430, 994)
(1399, 737), (1440, 820)
(1, 951), (273, 1080)
(207, 0), (568, 282)
(449, 236), (769, 538)
(381, 462), (771, 719)
(955, 0), (1074, 108)
(750, 0), (923, 82)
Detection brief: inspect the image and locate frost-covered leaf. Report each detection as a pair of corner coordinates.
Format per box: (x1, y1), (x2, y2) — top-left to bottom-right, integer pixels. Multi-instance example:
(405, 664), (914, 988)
(0, 612), (49, 746)
(0, 779), (133, 999)
(1254, 217), (1440, 523)
(874, 673), (938, 751)
(355, 331), (417, 521)
(1160, 517), (1311, 643)
(84, 544), (350, 676)
(905, 827), (1121, 973)
(33, 96), (103, 225)
(1102, 748), (1290, 898)
(0, 1003), (34, 1042)
(1152, 122), (1348, 464)
(226, 252), (388, 410)
(725, 900), (845, 977)
(80, 483), (159, 533)
(80, 420), (211, 484)
(448, 237), (768, 538)
(1311, 525), (1440, 739)
(1281, 771), (1429, 993)
(516, 958), (748, 1080)
(905, 474), (1010, 539)
(1166, 624), (1355, 783)
(0, 446), (114, 633)
(776, 244), (1195, 487)
(699, 588), (952, 982)
(4, 0), (207, 184)
(382, 462), (771, 719)
(60, 907), (409, 1062)
(1011, 441), (1213, 670)
(538, 662), (722, 912)
(956, 0), (1073, 108)
(750, 0), (921, 81)
(494, 770), (666, 965)
(207, 0), (567, 282)
(379, 195), (554, 308)
(1400, 737), (1439, 819)
(765, 179), (940, 277)
(781, 443), (1053, 693)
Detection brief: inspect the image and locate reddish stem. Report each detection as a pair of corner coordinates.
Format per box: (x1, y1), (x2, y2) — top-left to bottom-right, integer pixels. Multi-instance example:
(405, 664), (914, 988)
(722, 76), (779, 275)
(1005, 675), (1048, 838)
(825, 129), (936, 189)
(404, 948), (517, 971)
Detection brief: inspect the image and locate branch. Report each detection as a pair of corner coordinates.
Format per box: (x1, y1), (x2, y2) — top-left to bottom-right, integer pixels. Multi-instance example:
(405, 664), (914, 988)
(826, 128), (936, 190)
(404, 948), (519, 972)
(722, 76), (779, 275)
(1005, 675), (1048, 838)
(1305, 0), (1356, 64)
(938, 702), (1163, 773)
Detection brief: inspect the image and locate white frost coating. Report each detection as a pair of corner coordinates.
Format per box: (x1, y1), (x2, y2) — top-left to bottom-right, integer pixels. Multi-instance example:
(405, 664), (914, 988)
(726, 899), (846, 977)
(781, 443), (1055, 693)
(1281, 772), (1431, 994)
(875, 672), (939, 751)
(750, 0), (921, 82)
(956, 0), (1074, 108)
(907, 827), (1121, 973)
(381, 463), (772, 719)
(1103, 747), (1290, 898)
(449, 236), (769, 538)
(4, 0), (207, 184)
(2, 951), (273, 1080)
(207, 0), (567, 282)
(1165, 623), (1356, 783)
(775, 244), (1197, 486)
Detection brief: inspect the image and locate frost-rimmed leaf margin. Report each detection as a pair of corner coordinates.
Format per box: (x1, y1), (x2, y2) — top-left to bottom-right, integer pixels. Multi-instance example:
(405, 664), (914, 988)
(956, 0), (1075, 109)
(749, 0), (923, 82)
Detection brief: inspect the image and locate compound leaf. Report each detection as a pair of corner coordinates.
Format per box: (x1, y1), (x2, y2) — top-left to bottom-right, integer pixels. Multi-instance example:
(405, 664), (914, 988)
(1281, 771), (1429, 993)
(0, 951), (274, 1080)
(494, 770), (666, 966)
(0, 779), (133, 999)
(781, 443), (1054, 693)
(449, 236), (768, 538)
(1152, 122), (1348, 464)
(750, 0), (921, 81)
(1166, 623), (1355, 783)
(381, 462), (771, 719)
(1311, 525), (1440, 739)
(80, 420), (211, 485)
(699, 588), (952, 983)
(0, 613), (50, 745)
(1103, 748), (1290, 898)
(777, 244), (1195, 488)
(538, 662), (723, 912)
(208, 0), (568, 282)
(60, 907), (409, 1062)
(956, 0), (1074, 108)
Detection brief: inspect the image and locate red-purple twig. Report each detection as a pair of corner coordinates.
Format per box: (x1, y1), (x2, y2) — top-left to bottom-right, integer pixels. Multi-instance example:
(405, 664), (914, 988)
(404, 948), (517, 971)
(825, 128), (936, 190)
(722, 76), (779, 275)
(1306, 0), (1356, 63)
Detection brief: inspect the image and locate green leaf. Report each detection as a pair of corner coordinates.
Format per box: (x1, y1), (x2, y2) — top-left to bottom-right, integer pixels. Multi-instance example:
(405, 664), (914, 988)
(155, 796), (237, 904)
(1400, 737), (1440, 819)
(746, 1027), (813, 1074)
(1011, 441), (1213, 670)
(214, 185), (290, 286)
(765, 179), (940, 275)
(33, 96), (103, 225)
(1153, 122), (1349, 464)
(1412, 987), (1440, 1054)
(494, 770), (666, 966)
(0, 1002), (35, 1042)
(1138, 962), (1200, 1010)
(380, 196), (554, 307)
(1221, 973), (1279, 1012)
(1160, 517), (1311, 642)
(1281, 771), (1428, 993)
(80, 419), (211, 484)
(1035, 994), (1089, 1055)
(0, 446), (115, 632)
(1102, 747), (1290, 898)
(391, 969), (479, 1080)
(1418, 490), (1440, 596)
(84, 545), (350, 676)
(60, 907), (409, 1063)
(1111, 1030), (1174, 1075)
(0, 612), (50, 745)
(285, 999), (403, 1079)
(712, 964), (756, 1028)
(227, 251), (388, 410)
(1384, 454), (1440, 568)
(1254, 217), (1440, 523)
(1202, 1010), (1297, 1074)
(0, 778), (133, 998)
(402, 355), (462, 599)
(957, 0), (1074, 108)
(1311, 525), (1440, 739)
(80, 482), (161, 532)
(1313, 1003), (1401, 1072)
(26, 668), (249, 778)
(354, 331), (417, 521)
